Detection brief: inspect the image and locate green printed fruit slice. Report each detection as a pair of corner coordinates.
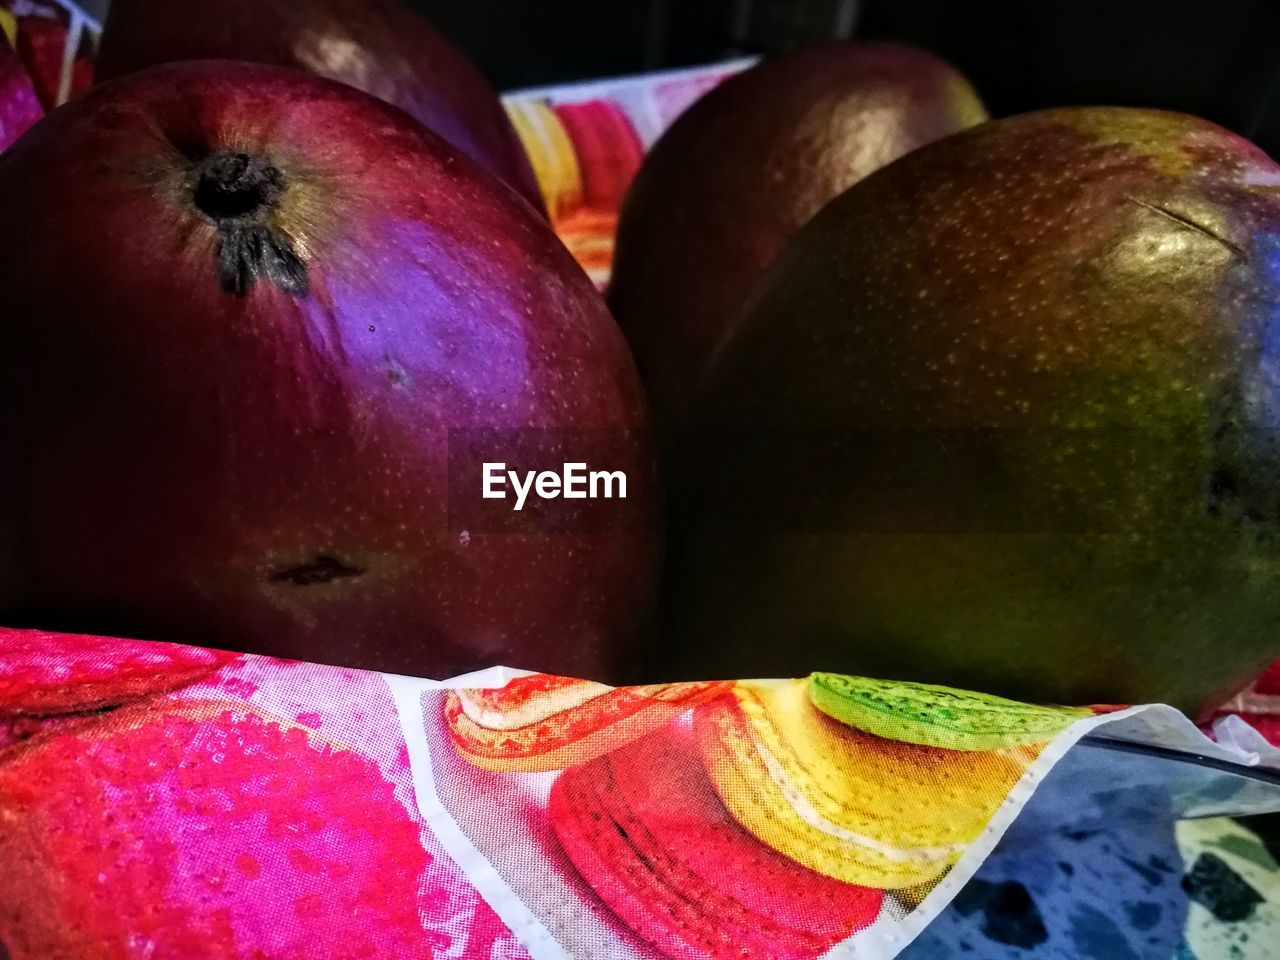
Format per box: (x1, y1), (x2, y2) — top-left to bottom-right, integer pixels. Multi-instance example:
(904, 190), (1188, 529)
(808, 673), (1092, 752)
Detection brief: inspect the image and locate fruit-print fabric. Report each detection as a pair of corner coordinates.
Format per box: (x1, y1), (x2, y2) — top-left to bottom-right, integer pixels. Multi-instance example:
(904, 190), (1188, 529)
(0, 625), (1276, 958)
(0, 0), (95, 114)
(0, 627), (528, 960)
(502, 59), (753, 288)
(421, 670), (1140, 959)
(0, 22), (41, 152)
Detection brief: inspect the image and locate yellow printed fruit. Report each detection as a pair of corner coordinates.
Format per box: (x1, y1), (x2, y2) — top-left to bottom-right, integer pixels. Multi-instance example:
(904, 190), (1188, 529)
(695, 680), (1027, 887)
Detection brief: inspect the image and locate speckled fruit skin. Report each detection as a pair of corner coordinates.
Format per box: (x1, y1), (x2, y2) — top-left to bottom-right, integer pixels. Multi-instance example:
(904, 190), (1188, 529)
(95, 0), (543, 213)
(0, 62), (658, 682)
(670, 108), (1280, 716)
(608, 42), (986, 426)
(0, 700), (433, 959)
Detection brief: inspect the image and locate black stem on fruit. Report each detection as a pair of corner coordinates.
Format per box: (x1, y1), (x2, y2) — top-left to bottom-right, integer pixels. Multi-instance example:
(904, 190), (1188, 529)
(194, 152), (285, 220)
(192, 151), (308, 298)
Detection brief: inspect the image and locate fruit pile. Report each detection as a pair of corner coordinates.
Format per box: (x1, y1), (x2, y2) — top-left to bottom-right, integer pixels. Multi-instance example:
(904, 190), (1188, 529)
(3, 1), (1280, 725)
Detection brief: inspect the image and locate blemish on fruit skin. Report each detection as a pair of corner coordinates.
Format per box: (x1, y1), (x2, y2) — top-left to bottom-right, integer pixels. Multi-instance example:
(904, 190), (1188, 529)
(1125, 196), (1247, 261)
(267, 554), (365, 586)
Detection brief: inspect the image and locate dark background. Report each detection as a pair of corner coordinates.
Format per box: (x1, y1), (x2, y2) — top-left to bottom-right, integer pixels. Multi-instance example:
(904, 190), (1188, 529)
(408, 0), (1280, 157)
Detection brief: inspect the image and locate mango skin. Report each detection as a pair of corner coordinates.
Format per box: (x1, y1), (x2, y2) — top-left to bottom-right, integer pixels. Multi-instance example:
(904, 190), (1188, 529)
(669, 107), (1280, 717)
(96, 0), (544, 213)
(609, 41), (986, 427)
(0, 63), (658, 683)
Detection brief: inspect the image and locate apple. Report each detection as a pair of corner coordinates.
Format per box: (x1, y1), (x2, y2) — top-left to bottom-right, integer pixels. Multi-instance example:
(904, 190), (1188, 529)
(95, 0), (544, 212)
(0, 61), (658, 682)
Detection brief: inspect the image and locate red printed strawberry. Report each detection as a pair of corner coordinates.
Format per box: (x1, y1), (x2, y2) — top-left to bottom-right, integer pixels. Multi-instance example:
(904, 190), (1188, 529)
(13, 10), (67, 109)
(445, 674), (730, 771)
(1253, 659), (1280, 696)
(550, 726), (883, 959)
(0, 626), (238, 714)
(0, 699), (433, 959)
(1240, 714), (1280, 745)
(554, 101), (644, 213)
(0, 33), (41, 150)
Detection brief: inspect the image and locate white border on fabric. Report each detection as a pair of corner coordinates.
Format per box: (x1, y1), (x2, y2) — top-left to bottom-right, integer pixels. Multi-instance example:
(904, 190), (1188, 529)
(828, 702), (1280, 958)
(1212, 713), (1280, 766)
(500, 57), (759, 106)
(383, 672), (572, 960)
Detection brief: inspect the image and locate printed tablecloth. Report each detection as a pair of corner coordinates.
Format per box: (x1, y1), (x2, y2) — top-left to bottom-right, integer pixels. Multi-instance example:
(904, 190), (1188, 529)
(0, 627), (1277, 958)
